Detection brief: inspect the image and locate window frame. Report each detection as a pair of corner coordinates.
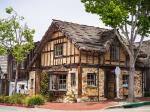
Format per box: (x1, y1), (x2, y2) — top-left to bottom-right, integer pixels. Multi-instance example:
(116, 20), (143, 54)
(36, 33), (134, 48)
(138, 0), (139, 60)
(49, 74), (67, 91)
(122, 75), (129, 87)
(54, 44), (63, 57)
(111, 46), (120, 61)
(87, 73), (96, 86)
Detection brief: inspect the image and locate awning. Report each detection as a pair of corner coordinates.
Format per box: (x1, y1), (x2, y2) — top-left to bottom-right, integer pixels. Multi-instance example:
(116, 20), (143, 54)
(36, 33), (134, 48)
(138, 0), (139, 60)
(46, 65), (68, 74)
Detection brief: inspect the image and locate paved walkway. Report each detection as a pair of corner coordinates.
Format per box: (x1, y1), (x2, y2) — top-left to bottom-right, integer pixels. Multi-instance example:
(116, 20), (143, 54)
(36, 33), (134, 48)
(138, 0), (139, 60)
(38, 101), (116, 110)
(0, 97), (149, 111)
(38, 97), (150, 111)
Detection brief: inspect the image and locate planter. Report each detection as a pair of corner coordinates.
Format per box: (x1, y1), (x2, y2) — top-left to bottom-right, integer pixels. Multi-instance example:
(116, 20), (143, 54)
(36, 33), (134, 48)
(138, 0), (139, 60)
(87, 87), (98, 96)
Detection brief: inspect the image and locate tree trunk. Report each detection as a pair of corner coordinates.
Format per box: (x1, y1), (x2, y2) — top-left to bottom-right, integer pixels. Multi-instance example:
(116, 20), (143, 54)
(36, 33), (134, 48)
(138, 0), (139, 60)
(127, 54), (135, 102)
(127, 44), (136, 102)
(14, 62), (19, 93)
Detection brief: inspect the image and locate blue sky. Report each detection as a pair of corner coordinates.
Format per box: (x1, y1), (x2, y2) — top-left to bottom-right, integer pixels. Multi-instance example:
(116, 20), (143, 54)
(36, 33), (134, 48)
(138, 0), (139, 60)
(0, 0), (149, 42)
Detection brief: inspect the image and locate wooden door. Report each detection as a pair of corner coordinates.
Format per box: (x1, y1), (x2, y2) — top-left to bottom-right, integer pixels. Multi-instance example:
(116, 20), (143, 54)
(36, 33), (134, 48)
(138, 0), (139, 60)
(107, 73), (115, 99)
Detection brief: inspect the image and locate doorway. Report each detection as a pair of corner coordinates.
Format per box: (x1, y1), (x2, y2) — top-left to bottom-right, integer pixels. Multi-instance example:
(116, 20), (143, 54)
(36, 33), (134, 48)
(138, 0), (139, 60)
(105, 69), (116, 99)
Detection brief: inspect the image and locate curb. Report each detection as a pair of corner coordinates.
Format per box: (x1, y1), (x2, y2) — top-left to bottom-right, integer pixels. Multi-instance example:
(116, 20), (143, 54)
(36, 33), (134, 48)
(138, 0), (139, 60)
(123, 101), (150, 108)
(105, 101), (150, 109)
(104, 105), (124, 109)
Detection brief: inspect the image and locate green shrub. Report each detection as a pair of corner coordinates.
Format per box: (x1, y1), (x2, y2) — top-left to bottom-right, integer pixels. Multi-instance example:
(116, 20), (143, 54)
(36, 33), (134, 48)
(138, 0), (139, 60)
(0, 95), (5, 103)
(10, 93), (26, 104)
(3, 96), (10, 104)
(27, 95), (45, 106)
(144, 91), (150, 97)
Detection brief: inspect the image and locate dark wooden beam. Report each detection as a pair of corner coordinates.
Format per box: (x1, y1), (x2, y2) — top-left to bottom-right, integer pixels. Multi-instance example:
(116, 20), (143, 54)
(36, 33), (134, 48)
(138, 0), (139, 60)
(78, 50), (82, 98)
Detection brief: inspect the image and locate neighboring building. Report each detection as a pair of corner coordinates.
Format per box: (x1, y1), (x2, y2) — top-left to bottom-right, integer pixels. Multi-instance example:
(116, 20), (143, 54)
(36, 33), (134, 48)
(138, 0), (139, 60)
(29, 20), (148, 102)
(7, 42), (39, 95)
(0, 54), (8, 95)
(136, 40), (150, 93)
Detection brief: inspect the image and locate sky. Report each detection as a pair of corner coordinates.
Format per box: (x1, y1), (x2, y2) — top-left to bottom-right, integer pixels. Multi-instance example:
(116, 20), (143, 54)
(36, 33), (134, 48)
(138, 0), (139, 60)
(0, 0), (149, 42)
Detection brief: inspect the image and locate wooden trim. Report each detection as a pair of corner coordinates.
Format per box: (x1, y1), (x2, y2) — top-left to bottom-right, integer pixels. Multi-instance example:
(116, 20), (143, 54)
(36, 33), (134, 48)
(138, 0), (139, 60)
(70, 42), (72, 64)
(86, 51), (88, 63)
(66, 39), (68, 64)
(48, 71), (69, 74)
(93, 52), (94, 64)
(74, 46), (75, 63)
(78, 66), (82, 97)
(78, 50), (82, 97)
(54, 54), (79, 59)
(48, 36), (66, 42)
(42, 50), (54, 53)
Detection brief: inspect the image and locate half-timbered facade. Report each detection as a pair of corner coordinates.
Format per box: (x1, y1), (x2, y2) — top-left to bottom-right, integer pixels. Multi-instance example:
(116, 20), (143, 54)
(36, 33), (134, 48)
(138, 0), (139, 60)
(31, 20), (147, 102)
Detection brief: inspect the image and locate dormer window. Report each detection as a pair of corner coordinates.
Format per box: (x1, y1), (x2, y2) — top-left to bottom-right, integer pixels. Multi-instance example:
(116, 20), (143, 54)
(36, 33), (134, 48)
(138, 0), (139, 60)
(55, 44), (63, 57)
(111, 46), (119, 61)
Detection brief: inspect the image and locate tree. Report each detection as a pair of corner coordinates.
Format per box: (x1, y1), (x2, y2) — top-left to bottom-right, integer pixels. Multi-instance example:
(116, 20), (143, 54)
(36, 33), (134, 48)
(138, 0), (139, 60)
(81, 0), (150, 102)
(0, 7), (35, 93)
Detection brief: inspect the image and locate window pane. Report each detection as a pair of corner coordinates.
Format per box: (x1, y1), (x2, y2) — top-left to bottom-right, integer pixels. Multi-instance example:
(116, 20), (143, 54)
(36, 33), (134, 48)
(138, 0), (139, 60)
(50, 75), (56, 90)
(59, 75), (66, 89)
(55, 44), (63, 57)
(87, 73), (96, 86)
(111, 46), (119, 61)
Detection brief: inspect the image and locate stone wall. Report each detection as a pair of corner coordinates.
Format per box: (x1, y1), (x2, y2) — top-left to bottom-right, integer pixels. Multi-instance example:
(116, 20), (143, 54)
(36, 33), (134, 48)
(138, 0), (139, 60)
(64, 68), (78, 102)
(81, 68), (105, 101)
(49, 68), (142, 102)
(63, 68), (105, 102)
(119, 70), (142, 99)
(28, 71), (35, 96)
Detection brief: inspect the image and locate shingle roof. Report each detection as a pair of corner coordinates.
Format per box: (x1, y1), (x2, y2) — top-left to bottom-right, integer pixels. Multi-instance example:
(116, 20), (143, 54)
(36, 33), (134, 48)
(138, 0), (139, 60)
(136, 40), (150, 67)
(34, 19), (148, 62)
(35, 19), (117, 53)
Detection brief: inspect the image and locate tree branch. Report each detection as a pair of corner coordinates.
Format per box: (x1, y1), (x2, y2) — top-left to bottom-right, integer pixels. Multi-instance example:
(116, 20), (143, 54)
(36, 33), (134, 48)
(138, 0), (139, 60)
(130, 6), (135, 42)
(114, 29), (131, 56)
(133, 0), (141, 41)
(134, 35), (144, 64)
(119, 24), (130, 44)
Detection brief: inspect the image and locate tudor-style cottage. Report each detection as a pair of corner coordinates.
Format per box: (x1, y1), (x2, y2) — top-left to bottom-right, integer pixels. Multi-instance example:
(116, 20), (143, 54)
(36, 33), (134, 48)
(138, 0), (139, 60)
(30, 20), (147, 102)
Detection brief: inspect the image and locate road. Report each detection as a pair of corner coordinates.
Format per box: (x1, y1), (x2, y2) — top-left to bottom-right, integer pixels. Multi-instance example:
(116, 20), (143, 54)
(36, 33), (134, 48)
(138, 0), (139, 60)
(0, 105), (150, 112)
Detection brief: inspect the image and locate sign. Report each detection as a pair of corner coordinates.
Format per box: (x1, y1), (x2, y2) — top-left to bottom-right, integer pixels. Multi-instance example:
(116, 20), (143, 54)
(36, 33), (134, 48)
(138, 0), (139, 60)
(115, 66), (121, 76)
(115, 66), (121, 98)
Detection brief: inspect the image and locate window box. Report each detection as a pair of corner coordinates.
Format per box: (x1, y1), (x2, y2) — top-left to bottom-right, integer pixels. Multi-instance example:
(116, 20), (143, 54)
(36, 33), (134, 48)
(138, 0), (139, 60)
(87, 87), (98, 96)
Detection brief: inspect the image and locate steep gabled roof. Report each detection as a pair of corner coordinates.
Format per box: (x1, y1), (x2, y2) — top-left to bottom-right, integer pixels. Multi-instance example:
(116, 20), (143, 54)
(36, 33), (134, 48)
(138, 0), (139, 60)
(35, 19), (117, 53)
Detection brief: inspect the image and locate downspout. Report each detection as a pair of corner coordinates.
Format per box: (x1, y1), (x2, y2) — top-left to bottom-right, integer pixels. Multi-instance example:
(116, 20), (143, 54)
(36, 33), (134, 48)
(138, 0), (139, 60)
(98, 52), (100, 101)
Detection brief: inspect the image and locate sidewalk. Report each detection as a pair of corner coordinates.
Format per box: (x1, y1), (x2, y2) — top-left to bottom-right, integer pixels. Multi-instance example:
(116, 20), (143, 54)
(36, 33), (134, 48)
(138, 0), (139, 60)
(38, 101), (117, 110)
(38, 97), (150, 111)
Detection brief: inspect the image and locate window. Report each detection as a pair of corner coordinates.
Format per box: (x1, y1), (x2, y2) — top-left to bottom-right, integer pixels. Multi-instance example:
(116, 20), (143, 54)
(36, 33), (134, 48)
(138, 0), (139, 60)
(111, 46), (119, 61)
(55, 44), (63, 57)
(49, 74), (67, 91)
(123, 75), (129, 87)
(71, 73), (76, 87)
(87, 73), (96, 86)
